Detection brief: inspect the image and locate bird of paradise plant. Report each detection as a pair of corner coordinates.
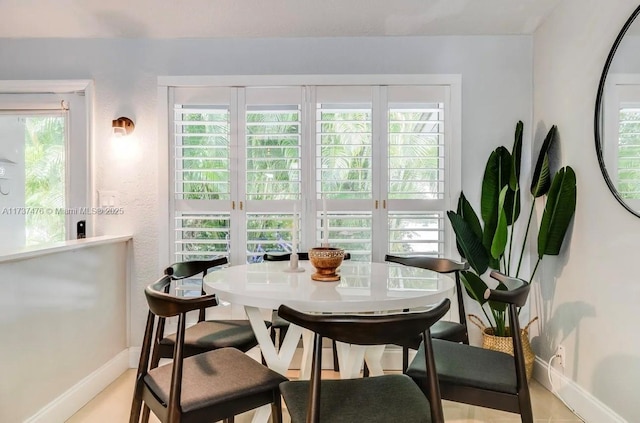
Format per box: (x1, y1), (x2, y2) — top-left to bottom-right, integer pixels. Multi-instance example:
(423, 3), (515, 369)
(447, 122), (577, 336)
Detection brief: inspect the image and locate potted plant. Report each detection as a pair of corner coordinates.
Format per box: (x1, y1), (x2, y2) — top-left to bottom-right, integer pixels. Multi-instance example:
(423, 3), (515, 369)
(447, 121), (577, 377)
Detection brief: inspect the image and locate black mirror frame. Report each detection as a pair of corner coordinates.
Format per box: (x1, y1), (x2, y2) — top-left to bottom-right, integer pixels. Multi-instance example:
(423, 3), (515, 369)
(594, 4), (640, 218)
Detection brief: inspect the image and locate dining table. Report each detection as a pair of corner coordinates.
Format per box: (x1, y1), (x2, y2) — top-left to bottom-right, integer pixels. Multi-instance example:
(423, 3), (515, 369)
(203, 259), (455, 423)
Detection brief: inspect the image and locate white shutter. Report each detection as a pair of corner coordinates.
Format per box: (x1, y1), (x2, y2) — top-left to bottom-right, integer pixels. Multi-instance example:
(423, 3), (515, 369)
(618, 105), (640, 200)
(605, 81), (640, 211)
(384, 86), (449, 258)
(172, 87), (234, 262)
(317, 211), (372, 262)
(174, 212), (230, 262)
(246, 212), (298, 263)
(245, 105), (302, 201)
(174, 106), (230, 200)
(168, 80), (460, 264)
(315, 86), (373, 200)
(387, 212), (444, 257)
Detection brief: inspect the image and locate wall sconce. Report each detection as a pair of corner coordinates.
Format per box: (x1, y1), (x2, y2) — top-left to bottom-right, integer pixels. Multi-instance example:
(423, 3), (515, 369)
(112, 117), (135, 137)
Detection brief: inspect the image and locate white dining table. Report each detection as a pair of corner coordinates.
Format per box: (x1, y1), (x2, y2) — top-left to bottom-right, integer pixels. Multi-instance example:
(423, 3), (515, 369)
(203, 259), (455, 423)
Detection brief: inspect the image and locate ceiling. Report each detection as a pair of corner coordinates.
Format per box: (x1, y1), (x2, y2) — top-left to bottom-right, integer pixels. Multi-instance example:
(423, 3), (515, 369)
(0, 0), (563, 38)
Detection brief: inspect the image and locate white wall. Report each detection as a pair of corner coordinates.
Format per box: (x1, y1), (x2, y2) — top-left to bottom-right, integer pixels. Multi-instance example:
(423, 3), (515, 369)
(533, 1), (640, 422)
(0, 35), (533, 349)
(0, 117), (25, 248)
(0, 240), (129, 422)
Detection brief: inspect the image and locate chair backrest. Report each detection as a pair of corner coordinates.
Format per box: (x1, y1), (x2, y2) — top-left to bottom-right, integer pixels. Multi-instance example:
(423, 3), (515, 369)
(277, 299), (450, 423)
(384, 254), (469, 329)
(164, 256), (228, 322)
(145, 275), (218, 318)
(135, 276), (220, 420)
(264, 251), (351, 261)
(278, 299), (450, 347)
(486, 271), (531, 390)
(485, 270), (530, 307)
(164, 256), (228, 279)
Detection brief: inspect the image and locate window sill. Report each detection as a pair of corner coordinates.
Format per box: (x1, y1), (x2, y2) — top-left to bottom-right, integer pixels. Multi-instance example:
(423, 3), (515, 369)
(0, 235), (133, 264)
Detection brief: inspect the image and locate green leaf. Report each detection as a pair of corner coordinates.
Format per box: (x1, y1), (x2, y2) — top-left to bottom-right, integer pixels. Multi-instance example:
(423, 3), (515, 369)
(509, 121), (523, 191)
(457, 192), (483, 239)
(460, 271), (489, 306)
(447, 211), (489, 274)
(455, 193), (483, 259)
(505, 121), (522, 225)
(503, 186), (520, 226)
(481, 147), (512, 252)
(491, 186), (509, 259)
(538, 166), (577, 258)
(530, 125), (556, 198)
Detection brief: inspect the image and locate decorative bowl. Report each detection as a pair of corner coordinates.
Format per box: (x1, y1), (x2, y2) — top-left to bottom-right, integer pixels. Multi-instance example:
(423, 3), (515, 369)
(308, 247), (344, 281)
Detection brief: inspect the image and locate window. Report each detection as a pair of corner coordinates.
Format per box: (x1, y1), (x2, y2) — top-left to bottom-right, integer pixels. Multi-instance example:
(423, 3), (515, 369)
(617, 105), (640, 200)
(165, 77), (460, 265)
(0, 84), (90, 251)
(603, 76), (640, 211)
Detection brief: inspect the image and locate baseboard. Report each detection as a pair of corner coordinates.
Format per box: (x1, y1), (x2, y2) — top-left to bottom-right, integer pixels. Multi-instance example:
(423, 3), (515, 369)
(129, 346), (142, 368)
(25, 350), (129, 423)
(533, 357), (627, 423)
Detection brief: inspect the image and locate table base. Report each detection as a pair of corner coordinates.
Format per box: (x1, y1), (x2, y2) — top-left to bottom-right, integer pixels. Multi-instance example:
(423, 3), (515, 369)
(245, 305), (388, 423)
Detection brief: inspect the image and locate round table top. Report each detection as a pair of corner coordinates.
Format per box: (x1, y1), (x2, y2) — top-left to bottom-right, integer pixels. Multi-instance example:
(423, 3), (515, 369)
(203, 260), (455, 313)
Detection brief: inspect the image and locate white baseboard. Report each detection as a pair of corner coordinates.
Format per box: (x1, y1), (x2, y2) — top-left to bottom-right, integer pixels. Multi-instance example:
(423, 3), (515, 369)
(25, 350), (129, 423)
(533, 357), (627, 423)
(129, 346), (142, 368)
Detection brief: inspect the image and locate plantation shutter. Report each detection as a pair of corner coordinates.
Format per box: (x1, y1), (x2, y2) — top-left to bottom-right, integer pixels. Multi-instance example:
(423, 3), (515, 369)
(172, 87), (232, 262)
(618, 105), (640, 201)
(386, 86), (448, 257)
(314, 86), (373, 261)
(169, 80), (460, 264)
(604, 83), (640, 212)
(243, 87), (304, 262)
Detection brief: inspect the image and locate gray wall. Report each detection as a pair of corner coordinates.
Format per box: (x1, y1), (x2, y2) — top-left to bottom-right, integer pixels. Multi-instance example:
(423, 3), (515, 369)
(534, 1), (640, 421)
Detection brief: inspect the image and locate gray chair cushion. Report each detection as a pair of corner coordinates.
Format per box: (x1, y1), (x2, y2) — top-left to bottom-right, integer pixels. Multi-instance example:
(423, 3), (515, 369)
(430, 320), (467, 342)
(280, 374), (432, 423)
(144, 347), (287, 413)
(406, 338), (517, 394)
(161, 320), (269, 352)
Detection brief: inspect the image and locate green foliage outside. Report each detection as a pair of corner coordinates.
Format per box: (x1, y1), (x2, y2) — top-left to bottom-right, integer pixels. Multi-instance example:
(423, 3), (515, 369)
(24, 116), (65, 245)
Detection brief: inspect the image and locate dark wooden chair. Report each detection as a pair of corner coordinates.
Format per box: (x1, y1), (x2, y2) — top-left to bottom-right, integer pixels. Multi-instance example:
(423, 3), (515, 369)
(406, 271), (533, 423)
(130, 275), (288, 423)
(140, 257), (272, 422)
(384, 254), (470, 370)
(277, 299), (450, 423)
(264, 251), (351, 371)
(149, 257), (267, 369)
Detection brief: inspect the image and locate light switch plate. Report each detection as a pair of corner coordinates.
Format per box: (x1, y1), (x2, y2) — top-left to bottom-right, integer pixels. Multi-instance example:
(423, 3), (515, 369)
(98, 190), (119, 207)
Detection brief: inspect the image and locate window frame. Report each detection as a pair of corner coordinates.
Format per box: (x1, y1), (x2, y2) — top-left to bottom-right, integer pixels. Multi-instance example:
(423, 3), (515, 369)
(0, 80), (93, 251)
(158, 75), (461, 266)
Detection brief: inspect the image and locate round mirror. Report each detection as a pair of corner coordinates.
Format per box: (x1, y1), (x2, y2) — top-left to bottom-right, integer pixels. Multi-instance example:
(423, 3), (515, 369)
(595, 5), (640, 217)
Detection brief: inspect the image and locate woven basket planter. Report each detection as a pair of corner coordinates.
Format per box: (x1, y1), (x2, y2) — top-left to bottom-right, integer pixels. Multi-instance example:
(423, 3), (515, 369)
(469, 315), (537, 381)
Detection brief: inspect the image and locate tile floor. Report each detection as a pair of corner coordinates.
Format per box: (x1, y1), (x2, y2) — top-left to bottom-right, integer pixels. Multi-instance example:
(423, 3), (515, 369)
(67, 369), (582, 423)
